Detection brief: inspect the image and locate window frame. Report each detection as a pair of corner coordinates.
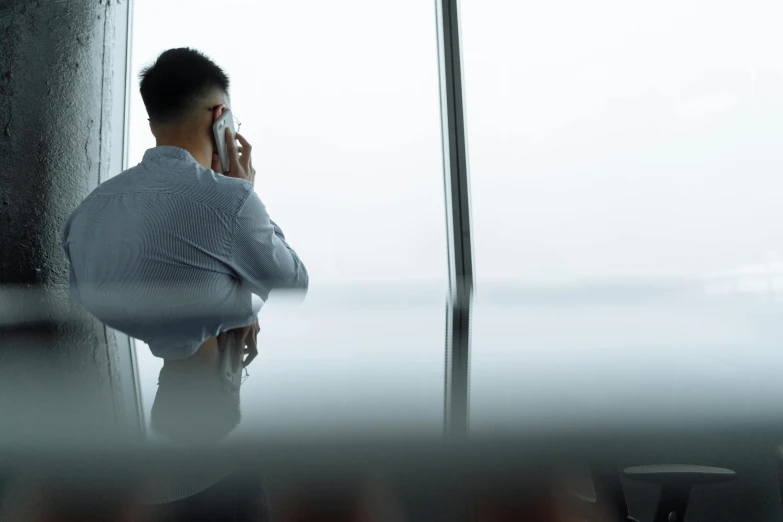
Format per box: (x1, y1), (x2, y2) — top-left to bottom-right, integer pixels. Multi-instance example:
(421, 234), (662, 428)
(436, 0), (474, 436)
(109, 0), (145, 435)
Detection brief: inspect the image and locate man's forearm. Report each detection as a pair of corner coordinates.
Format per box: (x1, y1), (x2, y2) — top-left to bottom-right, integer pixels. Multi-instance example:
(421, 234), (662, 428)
(267, 220), (308, 291)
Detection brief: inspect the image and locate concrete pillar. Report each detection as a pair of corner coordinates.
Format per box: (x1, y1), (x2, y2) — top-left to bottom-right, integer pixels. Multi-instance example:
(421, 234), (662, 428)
(0, 1), (139, 443)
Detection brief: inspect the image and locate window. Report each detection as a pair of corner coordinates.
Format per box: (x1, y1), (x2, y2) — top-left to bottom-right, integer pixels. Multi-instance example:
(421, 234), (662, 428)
(129, 0), (448, 436)
(462, 0), (783, 430)
(126, 0), (783, 436)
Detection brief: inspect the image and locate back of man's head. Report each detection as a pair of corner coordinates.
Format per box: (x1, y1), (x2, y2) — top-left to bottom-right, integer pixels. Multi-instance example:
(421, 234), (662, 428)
(139, 48), (229, 125)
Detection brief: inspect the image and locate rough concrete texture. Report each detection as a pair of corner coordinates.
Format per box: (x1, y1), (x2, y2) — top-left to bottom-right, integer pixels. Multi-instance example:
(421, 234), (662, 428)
(0, 0), (130, 439)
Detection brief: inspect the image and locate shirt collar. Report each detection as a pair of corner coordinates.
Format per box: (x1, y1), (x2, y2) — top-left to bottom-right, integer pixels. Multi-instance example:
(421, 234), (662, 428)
(142, 146), (200, 166)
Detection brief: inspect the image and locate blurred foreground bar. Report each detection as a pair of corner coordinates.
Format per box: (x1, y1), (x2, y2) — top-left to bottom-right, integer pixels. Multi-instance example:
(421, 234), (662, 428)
(1, 427), (781, 480)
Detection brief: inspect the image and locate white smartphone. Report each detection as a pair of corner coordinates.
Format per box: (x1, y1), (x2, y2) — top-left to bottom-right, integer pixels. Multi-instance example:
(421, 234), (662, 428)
(212, 109), (236, 172)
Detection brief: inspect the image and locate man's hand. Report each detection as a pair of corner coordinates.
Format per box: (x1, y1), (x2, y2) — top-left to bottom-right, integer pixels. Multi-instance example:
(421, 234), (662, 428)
(241, 319), (260, 368)
(211, 126), (255, 184)
(217, 319), (260, 370)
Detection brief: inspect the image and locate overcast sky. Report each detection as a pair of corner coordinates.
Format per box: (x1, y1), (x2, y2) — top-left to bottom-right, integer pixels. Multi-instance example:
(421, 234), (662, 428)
(130, 0), (783, 287)
(462, 0), (783, 283)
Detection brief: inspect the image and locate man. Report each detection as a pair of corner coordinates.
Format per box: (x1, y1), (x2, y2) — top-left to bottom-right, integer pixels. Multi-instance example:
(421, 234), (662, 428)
(62, 48), (307, 363)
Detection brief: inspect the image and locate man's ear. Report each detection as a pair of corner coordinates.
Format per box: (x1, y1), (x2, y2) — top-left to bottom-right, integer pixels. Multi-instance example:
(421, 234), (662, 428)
(212, 104), (226, 123)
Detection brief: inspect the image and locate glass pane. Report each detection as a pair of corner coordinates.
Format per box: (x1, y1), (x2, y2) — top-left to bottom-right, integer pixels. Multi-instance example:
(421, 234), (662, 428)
(128, 0), (447, 437)
(462, 0), (783, 431)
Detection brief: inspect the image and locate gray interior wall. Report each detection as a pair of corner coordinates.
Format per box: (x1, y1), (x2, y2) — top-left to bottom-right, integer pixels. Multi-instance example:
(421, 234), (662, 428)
(0, 0), (135, 442)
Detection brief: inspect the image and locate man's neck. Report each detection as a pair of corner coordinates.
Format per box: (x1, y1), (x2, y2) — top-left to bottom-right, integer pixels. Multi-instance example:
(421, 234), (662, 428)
(155, 136), (212, 169)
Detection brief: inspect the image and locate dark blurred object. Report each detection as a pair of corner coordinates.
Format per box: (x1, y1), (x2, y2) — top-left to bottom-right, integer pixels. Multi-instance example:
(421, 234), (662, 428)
(140, 469), (270, 522)
(624, 465), (736, 522)
(272, 477), (405, 522)
(0, 474), (141, 521)
(592, 464), (638, 521)
(0, 429), (778, 521)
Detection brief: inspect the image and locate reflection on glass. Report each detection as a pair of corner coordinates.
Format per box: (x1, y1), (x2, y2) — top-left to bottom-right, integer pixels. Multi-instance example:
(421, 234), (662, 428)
(462, 0), (783, 430)
(129, 0), (448, 435)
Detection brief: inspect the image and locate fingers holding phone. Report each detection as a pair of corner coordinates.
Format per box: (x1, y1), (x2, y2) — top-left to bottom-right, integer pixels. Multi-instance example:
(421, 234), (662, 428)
(225, 128), (255, 184)
(236, 132), (253, 177)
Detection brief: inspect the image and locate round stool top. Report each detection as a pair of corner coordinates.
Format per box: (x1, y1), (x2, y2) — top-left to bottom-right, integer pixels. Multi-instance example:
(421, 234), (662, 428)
(623, 465), (736, 486)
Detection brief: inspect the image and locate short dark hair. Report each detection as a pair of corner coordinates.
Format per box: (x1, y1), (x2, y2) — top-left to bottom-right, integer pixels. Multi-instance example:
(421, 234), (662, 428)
(139, 48), (229, 124)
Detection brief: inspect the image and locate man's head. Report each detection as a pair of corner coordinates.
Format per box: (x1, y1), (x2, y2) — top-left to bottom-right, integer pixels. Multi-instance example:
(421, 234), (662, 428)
(139, 48), (230, 165)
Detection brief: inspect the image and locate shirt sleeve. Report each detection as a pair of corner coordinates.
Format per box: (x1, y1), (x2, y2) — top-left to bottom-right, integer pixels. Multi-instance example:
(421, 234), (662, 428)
(228, 191), (309, 300)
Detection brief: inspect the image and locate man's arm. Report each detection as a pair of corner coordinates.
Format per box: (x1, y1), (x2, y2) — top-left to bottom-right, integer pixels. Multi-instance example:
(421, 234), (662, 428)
(215, 127), (307, 299)
(229, 191), (308, 300)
